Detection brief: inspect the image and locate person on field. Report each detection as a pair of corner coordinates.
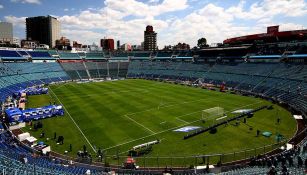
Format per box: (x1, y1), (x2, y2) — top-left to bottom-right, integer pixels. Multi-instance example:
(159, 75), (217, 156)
(257, 129), (260, 137)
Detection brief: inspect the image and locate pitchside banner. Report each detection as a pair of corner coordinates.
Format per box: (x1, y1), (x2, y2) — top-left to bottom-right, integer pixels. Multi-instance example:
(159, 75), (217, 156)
(174, 126), (201, 132)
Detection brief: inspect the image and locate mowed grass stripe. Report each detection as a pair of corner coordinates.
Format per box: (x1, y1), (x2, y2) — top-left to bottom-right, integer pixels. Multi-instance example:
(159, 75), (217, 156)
(53, 84), (150, 147)
(126, 97), (261, 133)
(24, 79), (296, 163)
(54, 80), (263, 144)
(53, 79), (263, 138)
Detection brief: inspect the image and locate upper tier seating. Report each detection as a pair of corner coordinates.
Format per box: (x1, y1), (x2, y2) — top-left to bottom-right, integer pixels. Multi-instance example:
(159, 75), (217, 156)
(58, 52), (80, 59)
(0, 50), (22, 58)
(27, 51), (52, 58)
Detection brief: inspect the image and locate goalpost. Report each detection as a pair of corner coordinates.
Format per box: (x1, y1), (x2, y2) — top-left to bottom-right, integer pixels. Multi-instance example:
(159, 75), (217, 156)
(202, 107), (224, 125)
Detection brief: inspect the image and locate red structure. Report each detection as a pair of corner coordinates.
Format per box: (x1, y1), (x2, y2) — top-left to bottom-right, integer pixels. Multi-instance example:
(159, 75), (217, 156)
(100, 38), (115, 51)
(224, 26), (307, 45)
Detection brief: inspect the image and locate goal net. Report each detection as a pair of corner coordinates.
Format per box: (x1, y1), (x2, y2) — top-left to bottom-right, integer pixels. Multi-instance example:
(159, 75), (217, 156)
(202, 107), (224, 124)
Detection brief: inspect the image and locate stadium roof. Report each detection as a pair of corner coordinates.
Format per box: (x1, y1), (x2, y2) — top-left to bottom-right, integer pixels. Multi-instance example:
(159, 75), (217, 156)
(224, 26), (307, 45)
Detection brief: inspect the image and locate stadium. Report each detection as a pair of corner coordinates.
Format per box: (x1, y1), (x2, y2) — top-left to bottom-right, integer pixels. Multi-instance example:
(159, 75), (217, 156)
(0, 25), (307, 175)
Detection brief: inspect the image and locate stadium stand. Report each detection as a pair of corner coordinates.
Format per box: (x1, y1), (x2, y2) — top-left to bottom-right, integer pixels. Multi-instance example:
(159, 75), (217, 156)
(27, 51), (53, 60)
(85, 52), (105, 60)
(58, 52), (80, 60)
(133, 51), (151, 58)
(0, 131), (107, 175)
(0, 62), (69, 102)
(0, 40), (306, 174)
(0, 50), (24, 60)
(60, 61), (129, 79)
(60, 62), (88, 80)
(77, 52), (86, 58)
(48, 50), (59, 57)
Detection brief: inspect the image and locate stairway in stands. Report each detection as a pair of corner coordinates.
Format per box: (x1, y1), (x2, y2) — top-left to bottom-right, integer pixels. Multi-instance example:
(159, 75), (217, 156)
(82, 61), (92, 79)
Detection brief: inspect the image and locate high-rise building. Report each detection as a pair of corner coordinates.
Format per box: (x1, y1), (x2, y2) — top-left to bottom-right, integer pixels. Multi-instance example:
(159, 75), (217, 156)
(117, 40), (120, 50)
(0, 22), (13, 44)
(26, 15), (61, 48)
(144, 25), (157, 51)
(100, 38), (115, 51)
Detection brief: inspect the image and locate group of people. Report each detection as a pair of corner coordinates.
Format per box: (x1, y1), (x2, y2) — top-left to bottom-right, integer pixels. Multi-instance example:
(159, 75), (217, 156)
(248, 144), (306, 175)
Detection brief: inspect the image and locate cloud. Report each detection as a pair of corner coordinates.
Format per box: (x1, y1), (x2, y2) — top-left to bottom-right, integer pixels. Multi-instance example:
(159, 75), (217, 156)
(148, 0), (160, 4)
(58, 0), (185, 45)
(62, 29), (104, 45)
(0, 4), (3, 9)
(104, 0), (188, 17)
(11, 0), (41, 4)
(5, 0), (307, 47)
(226, 0), (307, 20)
(4, 16), (27, 28)
(160, 0), (307, 47)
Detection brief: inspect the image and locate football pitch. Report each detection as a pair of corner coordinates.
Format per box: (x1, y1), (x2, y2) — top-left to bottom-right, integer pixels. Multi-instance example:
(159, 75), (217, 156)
(24, 79), (297, 166)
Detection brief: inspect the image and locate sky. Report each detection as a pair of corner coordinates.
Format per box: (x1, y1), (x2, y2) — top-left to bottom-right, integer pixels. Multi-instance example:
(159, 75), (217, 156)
(0, 0), (307, 48)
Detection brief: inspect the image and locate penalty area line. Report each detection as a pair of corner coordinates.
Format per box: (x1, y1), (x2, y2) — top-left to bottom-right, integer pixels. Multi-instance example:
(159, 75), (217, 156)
(104, 100), (264, 151)
(124, 115), (156, 134)
(176, 117), (189, 124)
(49, 87), (97, 153)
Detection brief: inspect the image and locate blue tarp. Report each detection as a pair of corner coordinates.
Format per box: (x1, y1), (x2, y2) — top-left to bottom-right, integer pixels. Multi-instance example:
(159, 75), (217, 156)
(5, 108), (24, 123)
(16, 86), (48, 96)
(5, 105), (64, 123)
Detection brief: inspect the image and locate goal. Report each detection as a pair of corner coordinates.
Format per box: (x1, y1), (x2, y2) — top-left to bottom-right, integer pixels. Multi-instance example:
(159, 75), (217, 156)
(201, 107), (224, 124)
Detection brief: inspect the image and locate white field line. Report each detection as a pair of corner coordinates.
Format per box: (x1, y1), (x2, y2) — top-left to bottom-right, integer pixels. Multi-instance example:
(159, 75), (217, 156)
(49, 87), (97, 153)
(51, 81), (263, 152)
(104, 101), (263, 151)
(124, 98), (205, 117)
(54, 81), (251, 119)
(216, 116), (228, 121)
(176, 117), (189, 124)
(51, 83), (71, 91)
(124, 96), (241, 118)
(118, 97), (241, 132)
(124, 115), (156, 134)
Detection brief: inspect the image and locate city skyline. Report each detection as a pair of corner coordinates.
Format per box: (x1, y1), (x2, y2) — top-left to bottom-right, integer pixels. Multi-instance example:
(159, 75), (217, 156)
(0, 0), (307, 48)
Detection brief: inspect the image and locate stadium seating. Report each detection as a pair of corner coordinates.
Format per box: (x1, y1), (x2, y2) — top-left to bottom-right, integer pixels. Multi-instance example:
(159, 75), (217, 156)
(0, 46), (306, 174)
(58, 52), (80, 59)
(133, 51), (151, 58)
(60, 62), (89, 80)
(77, 52), (86, 58)
(0, 50), (23, 60)
(27, 51), (52, 59)
(0, 132), (107, 175)
(156, 51), (173, 58)
(0, 62), (70, 102)
(48, 50), (59, 56)
(85, 52), (105, 60)
(17, 51), (30, 57)
(60, 61), (129, 79)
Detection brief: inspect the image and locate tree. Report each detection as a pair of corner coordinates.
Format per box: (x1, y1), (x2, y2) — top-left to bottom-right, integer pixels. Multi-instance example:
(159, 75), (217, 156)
(197, 38), (208, 48)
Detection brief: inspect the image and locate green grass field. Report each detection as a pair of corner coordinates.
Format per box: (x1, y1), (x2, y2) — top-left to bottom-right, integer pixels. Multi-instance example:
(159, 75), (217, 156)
(23, 79), (297, 167)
